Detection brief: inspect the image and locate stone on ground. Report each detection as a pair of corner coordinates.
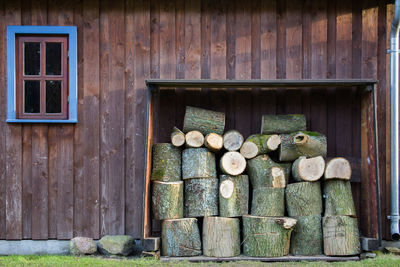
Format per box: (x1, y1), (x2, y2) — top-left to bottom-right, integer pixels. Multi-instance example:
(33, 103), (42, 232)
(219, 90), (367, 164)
(69, 237), (97, 255)
(98, 235), (135, 256)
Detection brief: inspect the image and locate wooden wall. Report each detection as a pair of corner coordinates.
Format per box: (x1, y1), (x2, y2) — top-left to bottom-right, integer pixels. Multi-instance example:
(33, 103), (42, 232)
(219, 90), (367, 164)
(0, 0), (394, 240)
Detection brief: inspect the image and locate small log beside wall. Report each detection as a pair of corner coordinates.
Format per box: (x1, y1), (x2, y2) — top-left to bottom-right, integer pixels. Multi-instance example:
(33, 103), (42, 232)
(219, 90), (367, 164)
(142, 79), (380, 260)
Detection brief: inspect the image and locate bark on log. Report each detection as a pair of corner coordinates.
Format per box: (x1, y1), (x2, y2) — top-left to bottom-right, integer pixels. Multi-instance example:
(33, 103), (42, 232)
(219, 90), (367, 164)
(184, 178), (219, 217)
(151, 143), (181, 182)
(240, 134), (281, 159)
(182, 148), (216, 180)
(324, 180), (356, 216)
(223, 130), (244, 151)
(247, 154), (286, 189)
(152, 181), (183, 220)
(161, 218), (202, 256)
(261, 114), (306, 134)
(185, 130), (205, 148)
(251, 187), (285, 217)
(292, 156), (325, 182)
(183, 106), (225, 135)
(219, 175), (249, 217)
(279, 131), (327, 162)
(204, 133), (223, 152)
(220, 151), (247, 176)
(202, 217), (240, 257)
(324, 157), (352, 180)
(171, 127), (185, 147)
(242, 215), (297, 257)
(280, 162), (292, 185)
(323, 215), (360, 256)
(285, 181), (323, 216)
(290, 215), (323, 256)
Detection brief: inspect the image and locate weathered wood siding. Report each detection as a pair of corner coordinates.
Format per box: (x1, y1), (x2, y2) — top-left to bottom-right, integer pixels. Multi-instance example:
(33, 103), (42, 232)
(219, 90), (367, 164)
(0, 0), (394, 239)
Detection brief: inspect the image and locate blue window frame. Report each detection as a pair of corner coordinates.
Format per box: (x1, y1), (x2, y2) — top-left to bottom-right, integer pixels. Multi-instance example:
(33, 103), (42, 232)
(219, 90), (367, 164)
(6, 25), (78, 123)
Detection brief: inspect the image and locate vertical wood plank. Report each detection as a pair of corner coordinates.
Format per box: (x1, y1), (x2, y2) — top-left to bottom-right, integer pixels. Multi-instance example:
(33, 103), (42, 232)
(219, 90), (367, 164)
(0, 0), (6, 239)
(276, 0), (286, 114)
(201, 0), (211, 80)
(210, 0), (226, 80)
(250, 0), (261, 134)
(225, 0), (236, 130)
(175, 0), (186, 129)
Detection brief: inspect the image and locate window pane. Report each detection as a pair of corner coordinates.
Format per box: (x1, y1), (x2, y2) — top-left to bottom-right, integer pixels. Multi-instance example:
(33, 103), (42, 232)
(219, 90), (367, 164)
(46, 43), (61, 75)
(24, 81), (40, 113)
(24, 42), (40, 75)
(46, 80), (61, 113)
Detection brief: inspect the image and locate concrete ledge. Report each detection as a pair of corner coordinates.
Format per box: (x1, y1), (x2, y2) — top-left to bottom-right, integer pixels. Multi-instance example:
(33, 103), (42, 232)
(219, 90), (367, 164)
(161, 255), (360, 262)
(0, 240), (70, 255)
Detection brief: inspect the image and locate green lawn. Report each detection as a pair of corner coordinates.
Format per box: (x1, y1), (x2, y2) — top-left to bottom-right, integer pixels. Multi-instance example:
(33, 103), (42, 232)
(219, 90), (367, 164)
(0, 252), (400, 267)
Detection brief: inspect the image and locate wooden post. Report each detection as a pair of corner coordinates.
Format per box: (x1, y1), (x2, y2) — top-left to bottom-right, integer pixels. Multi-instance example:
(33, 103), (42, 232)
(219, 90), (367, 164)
(183, 106), (225, 135)
(285, 181), (323, 216)
(324, 180), (356, 216)
(202, 217), (240, 257)
(261, 114), (306, 134)
(247, 154), (286, 189)
(182, 148), (216, 180)
(151, 143), (181, 182)
(219, 175), (249, 217)
(251, 187), (285, 217)
(290, 215), (323, 255)
(184, 178), (219, 217)
(152, 181), (183, 220)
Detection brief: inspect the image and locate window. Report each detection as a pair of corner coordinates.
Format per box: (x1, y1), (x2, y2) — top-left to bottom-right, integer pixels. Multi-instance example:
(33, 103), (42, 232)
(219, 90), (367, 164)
(7, 26), (77, 123)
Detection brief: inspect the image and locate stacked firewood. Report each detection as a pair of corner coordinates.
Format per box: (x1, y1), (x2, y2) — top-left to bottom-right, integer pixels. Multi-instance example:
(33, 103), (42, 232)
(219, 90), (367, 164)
(151, 106), (360, 258)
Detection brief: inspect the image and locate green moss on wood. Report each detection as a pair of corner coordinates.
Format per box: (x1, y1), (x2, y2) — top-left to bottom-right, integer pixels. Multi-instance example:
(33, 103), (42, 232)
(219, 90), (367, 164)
(151, 143), (181, 182)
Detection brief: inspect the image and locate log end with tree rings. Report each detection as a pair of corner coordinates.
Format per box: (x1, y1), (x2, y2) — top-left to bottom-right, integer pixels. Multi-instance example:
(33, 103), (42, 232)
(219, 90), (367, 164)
(271, 166), (286, 188)
(204, 133), (224, 152)
(220, 179), (234, 199)
(223, 130), (244, 151)
(171, 127), (185, 147)
(240, 141), (259, 159)
(219, 175), (249, 217)
(240, 134), (281, 159)
(324, 157), (352, 180)
(292, 156), (325, 182)
(220, 151), (247, 176)
(266, 134), (281, 151)
(185, 130), (205, 148)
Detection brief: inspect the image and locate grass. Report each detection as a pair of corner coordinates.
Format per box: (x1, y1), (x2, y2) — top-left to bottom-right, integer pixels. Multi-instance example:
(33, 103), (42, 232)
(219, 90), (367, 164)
(0, 252), (399, 267)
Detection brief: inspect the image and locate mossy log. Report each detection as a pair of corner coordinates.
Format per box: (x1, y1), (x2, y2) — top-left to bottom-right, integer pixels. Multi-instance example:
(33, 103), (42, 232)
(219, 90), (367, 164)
(183, 106), (225, 135)
(152, 181), (183, 220)
(151, 143), (181, 182)
(161, 218), (202, 257)
(242, 215), (297, 257)
(324, 180), (356, 216)
(220, 151), (247, 176)
(219, 175), (249, 217)
(261, 114), (306, 134)
(290, 215), (323, 255)
(280, 162), (292, 185)
(285, 181), (322, 216)
(323, 215), (360, 256)
(182, 148), (216, 180)
(204, 133), (223, 152)
(223, 130), (244, 151)
(171, 127), (185, 147)
(202, 217), (240, 257)
(185, 130), (205, 148)
(324, 157), (352, 180)
(184, 178), (219, 217)
(251, 187), (284, 217)
(279, 131), (327, 162)
(292, 156), (325, 182)
(247, 154), (286, 189)
(240, 134), (281, 159)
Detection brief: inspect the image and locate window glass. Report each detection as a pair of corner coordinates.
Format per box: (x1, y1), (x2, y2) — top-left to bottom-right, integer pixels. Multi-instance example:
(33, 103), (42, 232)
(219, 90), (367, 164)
(24, 80), (40, 113)
(46, 42), (61, 75)
(24, 42), (40, 75)
(46, 80), (61, 113)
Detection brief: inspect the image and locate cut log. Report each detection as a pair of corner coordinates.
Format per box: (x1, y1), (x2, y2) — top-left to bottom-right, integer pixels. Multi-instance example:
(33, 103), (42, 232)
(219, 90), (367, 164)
(183, 106), (225, 135)
(185, 130), (205, 148)
(161, 218), (202, 256)
(240, 134), (281, 159)
(182, 148), (216, 180)
(219, 175), (249, 217)
(323, 215), (360, 256)
(202, 217), (240, 257)
(324, 180), (356, 216)
(220, 151), (246, 176)
(324, 157), (352, 180)
(247, 154), (286, 189)
(292, 156), (325, 182)
(251, 187), (285, 217)
(280, 162), (292, 185)
(261, 114), (306, 134)
(242, 215), (297, 257)
(285, 181), (323, 216)
(290, 215), (323, 256)
(151, 143), (181, 182)
(279, 131), (327, 162)
(171, 127), (185, 147)
(223, 130), (244, 151)
(204, 133), (223, 152)
(184, 178), (219, 217)
(152, 181), (183, 220)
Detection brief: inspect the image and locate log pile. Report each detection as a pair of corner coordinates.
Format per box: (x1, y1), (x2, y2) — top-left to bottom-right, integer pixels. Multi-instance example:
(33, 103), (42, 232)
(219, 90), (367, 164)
(151, 107), (360, 258)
